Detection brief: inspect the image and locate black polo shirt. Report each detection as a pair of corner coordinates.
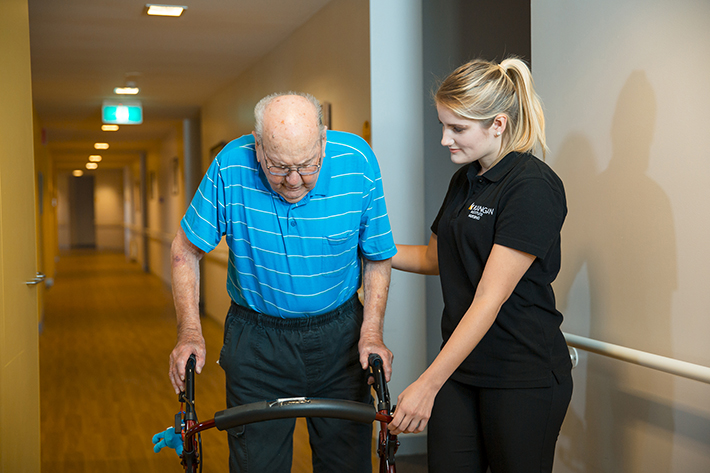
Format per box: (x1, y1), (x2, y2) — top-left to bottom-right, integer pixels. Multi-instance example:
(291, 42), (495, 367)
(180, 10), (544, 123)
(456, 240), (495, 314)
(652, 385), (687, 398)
(432, 152), (571, 388)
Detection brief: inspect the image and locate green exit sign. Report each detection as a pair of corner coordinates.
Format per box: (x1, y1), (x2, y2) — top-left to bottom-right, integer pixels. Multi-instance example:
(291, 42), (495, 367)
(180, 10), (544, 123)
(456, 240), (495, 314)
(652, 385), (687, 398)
(102, 100), (143, 124)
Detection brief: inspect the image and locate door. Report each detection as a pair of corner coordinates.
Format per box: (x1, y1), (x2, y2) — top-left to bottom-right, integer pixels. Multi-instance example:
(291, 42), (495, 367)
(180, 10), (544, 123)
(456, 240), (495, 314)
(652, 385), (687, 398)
(69, 174), (96, 248)
(0, 0), (41, 470)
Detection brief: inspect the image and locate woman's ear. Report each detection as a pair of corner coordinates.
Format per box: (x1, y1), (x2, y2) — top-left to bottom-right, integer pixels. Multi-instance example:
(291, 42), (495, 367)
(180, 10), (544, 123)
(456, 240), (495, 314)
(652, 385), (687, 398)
(492, 114), (508, 136)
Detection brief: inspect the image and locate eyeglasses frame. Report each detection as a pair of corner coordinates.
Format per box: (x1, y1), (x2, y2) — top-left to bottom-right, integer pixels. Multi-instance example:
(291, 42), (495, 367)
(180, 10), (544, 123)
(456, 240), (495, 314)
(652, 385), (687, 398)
(257, 139), (323, 177)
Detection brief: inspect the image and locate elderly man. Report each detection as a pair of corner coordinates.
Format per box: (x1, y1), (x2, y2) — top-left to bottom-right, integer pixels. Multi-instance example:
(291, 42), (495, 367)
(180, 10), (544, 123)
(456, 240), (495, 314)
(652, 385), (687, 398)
(168, 92), (396, 472)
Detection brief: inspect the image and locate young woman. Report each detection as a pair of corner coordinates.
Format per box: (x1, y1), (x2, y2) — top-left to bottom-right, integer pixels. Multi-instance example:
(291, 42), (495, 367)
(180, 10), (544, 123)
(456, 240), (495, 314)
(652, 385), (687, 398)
(389, 58), (573, 472)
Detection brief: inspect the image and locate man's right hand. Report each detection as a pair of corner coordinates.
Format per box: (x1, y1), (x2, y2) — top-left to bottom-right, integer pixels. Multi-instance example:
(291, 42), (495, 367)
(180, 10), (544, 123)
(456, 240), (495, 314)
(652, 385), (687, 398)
(169, 330), (206, 394)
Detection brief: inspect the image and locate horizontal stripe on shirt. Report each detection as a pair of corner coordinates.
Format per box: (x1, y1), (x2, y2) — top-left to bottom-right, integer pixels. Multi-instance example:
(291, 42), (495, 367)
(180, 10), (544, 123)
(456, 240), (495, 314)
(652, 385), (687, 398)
(181, 130), (396, 317)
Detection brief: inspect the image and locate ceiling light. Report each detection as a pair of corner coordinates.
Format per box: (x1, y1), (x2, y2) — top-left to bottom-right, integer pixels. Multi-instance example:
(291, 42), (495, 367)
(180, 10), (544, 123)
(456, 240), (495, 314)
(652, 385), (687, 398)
(89, 155), (102, 162)
(72, 170), (84, 177)
(102, 125), (119, 131)
(86, 162), (98, 170)
(114, 86), (139, 95)
(94, 143), (109, 150)
(146, 4), (186, 17)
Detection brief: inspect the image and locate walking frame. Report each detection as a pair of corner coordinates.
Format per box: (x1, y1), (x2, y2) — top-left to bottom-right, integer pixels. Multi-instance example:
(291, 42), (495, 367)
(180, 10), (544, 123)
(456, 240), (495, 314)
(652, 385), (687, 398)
(153, 353), (399, 472)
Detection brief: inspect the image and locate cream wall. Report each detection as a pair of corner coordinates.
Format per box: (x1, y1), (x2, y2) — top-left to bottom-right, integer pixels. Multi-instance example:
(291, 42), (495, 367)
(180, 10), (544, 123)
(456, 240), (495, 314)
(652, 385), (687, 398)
(201, 0), (370, 165)
(56, 169), (126, 252)
(532, 0), (710, 471)
(95, 169), (124, 251)
(199, 0), (370, 323)
(146, 124), (184, 286)
(56, 171), (70, 249)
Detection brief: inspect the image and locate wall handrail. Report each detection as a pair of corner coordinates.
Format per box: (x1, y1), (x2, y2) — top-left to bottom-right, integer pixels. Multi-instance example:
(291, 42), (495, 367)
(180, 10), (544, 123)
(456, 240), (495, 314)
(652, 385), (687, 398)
(563, 332), (710, 384)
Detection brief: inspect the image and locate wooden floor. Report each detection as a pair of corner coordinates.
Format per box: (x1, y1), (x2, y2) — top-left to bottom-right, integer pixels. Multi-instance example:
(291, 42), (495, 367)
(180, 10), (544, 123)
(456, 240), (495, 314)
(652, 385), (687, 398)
(40, 250), (385, 472)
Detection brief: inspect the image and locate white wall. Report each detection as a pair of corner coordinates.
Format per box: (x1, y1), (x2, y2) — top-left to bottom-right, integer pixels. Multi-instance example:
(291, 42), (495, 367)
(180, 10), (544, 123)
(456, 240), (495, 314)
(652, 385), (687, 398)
(199, 0), (371, 324)
(533, 1), (710, 471)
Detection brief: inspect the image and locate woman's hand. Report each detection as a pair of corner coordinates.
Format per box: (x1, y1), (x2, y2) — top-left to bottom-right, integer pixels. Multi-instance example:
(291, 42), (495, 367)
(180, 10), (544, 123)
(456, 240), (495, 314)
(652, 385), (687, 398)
(388, 377), (439, 434)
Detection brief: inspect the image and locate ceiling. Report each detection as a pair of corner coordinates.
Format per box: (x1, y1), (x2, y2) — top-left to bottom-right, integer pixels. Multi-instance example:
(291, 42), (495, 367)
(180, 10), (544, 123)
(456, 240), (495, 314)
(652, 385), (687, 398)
(28, 0), (333, 170)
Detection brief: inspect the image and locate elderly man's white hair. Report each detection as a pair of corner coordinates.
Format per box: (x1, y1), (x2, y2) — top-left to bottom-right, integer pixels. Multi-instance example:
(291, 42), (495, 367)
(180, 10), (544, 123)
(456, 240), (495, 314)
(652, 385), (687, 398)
(253, 91), (325, 143)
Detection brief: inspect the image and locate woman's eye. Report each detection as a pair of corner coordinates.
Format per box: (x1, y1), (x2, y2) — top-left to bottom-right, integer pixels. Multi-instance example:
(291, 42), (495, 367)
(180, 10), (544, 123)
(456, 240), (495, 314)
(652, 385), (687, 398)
(452, 127), (464, 133)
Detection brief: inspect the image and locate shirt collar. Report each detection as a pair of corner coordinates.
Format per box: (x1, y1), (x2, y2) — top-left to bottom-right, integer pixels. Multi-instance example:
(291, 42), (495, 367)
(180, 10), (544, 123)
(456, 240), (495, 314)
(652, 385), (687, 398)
(466, 151), (524, 183)
(311, 138), (331, 197)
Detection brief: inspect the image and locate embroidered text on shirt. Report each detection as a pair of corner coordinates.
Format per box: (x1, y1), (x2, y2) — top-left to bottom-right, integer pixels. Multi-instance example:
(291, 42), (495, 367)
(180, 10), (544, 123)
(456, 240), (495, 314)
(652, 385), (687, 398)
(468, 203), (495, 220)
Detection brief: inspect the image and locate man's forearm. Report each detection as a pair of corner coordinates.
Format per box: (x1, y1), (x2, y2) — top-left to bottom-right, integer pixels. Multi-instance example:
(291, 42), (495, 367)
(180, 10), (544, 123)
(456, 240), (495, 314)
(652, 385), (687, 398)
(361, 257), (392, 337)
(169, 229), (207, 392)
(358, 257), (393, 379)
(171, 230), (204, 336)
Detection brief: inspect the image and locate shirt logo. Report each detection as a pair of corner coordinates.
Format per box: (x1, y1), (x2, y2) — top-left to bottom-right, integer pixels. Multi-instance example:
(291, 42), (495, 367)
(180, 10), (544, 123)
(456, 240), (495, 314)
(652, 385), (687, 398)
(468, 202), (495, 220)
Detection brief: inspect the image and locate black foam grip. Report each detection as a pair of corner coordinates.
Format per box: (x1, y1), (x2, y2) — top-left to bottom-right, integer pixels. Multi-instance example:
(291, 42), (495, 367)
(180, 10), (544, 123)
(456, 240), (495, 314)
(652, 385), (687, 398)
(213, 398), (376, 431)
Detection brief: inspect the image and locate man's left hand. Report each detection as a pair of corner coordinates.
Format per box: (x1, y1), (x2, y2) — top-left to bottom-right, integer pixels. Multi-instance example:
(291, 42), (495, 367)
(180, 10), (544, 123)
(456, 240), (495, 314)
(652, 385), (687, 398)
(358, 334), (393, 382)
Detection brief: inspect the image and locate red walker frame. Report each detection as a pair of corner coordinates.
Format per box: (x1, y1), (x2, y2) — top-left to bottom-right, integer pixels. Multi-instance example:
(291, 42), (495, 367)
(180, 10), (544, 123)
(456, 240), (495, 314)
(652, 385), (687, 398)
(169, 354), (398, 472)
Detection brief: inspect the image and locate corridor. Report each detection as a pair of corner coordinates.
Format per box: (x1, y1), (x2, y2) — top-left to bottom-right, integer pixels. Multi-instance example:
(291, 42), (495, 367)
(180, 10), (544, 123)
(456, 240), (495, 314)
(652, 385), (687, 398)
(38, 250), (424, 472)
(40, 250), (231, 472)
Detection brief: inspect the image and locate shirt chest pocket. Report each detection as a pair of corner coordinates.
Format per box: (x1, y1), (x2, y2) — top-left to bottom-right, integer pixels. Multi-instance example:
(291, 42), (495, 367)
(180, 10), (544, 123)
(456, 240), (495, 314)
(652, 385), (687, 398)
(321, 230), (358, 278)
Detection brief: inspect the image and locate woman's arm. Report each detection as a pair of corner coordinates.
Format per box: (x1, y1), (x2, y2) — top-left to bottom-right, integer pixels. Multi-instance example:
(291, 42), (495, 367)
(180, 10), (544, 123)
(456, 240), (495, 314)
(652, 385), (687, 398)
(388, 243), (536, 434)
(392, 233), (439, 275)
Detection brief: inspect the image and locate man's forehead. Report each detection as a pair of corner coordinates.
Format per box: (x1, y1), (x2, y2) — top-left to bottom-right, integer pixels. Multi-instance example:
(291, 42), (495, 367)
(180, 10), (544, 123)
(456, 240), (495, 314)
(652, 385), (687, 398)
(261, 137), (322, 165)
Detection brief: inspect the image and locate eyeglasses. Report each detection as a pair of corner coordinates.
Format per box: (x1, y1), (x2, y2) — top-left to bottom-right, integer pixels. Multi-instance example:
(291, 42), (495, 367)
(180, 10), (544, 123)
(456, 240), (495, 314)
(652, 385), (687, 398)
(259, 142), (322, 177)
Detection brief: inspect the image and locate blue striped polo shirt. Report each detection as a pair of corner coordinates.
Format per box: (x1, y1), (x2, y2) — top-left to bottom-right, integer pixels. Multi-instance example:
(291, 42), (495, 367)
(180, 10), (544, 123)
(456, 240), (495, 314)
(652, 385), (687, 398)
(181, 130), (397, 318)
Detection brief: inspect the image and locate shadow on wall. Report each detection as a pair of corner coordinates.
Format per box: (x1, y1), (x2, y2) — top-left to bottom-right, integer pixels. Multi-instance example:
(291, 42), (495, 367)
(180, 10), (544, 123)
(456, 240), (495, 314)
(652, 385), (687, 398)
(553, 71), (679, 471)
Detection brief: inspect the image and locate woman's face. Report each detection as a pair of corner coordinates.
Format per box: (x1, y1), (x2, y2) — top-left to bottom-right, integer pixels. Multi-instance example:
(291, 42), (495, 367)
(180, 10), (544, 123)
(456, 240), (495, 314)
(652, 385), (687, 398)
(437, 103), (502, 172)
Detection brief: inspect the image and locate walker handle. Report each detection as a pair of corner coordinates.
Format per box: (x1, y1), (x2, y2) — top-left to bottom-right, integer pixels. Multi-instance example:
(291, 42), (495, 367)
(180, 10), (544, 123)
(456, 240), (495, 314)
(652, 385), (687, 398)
(368, 353), (390, 413)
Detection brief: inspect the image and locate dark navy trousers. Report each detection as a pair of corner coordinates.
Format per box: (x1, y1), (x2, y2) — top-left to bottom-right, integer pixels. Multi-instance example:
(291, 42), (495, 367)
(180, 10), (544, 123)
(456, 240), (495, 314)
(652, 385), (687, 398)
(218, 295), (372, 473)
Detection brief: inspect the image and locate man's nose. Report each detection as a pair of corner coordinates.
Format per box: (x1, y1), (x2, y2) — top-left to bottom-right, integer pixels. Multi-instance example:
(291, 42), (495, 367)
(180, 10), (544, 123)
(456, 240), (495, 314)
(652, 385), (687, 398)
(285, 169), (302, 184)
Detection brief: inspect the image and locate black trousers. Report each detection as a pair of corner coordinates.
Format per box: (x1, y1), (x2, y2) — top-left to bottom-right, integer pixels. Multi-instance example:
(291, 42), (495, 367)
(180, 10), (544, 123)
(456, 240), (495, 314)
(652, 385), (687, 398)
(427, 375), (573, 473)
(218, 295), (372, 473)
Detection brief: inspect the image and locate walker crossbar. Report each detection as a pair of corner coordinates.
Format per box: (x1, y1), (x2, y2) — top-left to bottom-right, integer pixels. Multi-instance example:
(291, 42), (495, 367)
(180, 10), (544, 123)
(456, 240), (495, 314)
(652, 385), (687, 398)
(213, 397), (391, 431)
(155, 353), (397, 472)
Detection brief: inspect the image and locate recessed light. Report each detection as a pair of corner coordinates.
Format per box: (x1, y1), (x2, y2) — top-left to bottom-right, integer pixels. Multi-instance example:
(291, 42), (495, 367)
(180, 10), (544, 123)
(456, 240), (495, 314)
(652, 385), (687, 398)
(102, 125), (119, 131)
(114, 87), (140, 95)
(86, 162), (98, 170)
(94, 143), (109, 150)
(72, 170), (84, 177)
(89, 155), (102, 162)
(146, 4), (186, 17)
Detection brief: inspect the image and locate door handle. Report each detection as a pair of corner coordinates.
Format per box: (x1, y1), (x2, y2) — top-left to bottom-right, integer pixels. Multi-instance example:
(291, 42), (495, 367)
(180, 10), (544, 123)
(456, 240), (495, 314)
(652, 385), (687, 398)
(25, 272), (46, 286)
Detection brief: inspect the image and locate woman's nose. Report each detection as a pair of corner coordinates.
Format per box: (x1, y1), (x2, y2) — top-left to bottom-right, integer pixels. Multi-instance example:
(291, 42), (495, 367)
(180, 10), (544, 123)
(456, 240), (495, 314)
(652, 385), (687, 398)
(441, 133), (453, 147)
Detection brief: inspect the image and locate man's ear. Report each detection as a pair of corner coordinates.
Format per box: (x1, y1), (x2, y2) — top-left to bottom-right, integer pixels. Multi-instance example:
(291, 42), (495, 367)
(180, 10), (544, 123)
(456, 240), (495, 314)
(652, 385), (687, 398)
(252, 132), (261, 162)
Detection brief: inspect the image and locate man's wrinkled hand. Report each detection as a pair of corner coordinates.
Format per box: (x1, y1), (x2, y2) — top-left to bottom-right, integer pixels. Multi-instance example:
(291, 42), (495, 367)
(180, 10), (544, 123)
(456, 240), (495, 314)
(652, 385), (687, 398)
(358, 334), (393, 382)
(168, 330), (206, 394)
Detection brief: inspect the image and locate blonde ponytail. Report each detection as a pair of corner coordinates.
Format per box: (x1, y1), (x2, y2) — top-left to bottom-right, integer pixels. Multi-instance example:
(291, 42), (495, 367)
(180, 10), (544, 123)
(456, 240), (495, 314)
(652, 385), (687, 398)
(435, 57), (548, 159)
